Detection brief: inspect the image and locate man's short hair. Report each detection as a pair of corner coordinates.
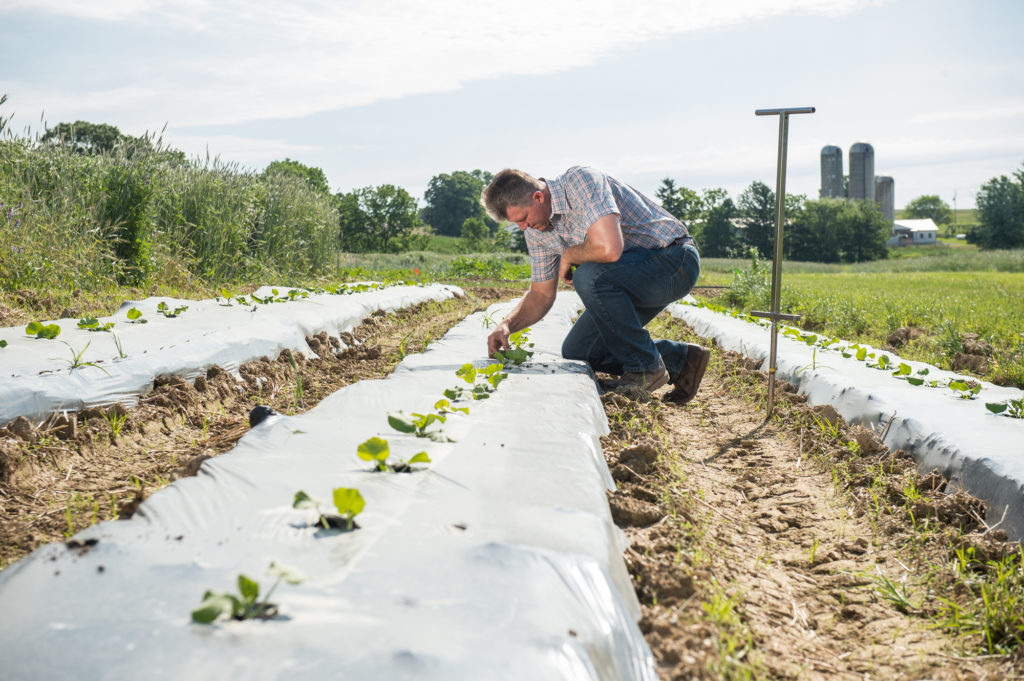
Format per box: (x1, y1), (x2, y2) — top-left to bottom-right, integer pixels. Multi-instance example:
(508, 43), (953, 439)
(481, 169), (543, 222)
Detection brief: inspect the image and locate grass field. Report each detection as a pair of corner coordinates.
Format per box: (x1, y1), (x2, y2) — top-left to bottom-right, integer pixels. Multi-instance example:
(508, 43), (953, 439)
(703, 250), (1024, 388)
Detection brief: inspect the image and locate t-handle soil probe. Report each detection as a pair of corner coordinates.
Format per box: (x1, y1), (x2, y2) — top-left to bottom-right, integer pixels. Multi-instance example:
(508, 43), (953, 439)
(751, 106), (815, 420)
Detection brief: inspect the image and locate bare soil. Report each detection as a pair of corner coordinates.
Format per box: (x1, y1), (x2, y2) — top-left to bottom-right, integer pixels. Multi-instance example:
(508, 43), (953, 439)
(1, 292), (1021, 679)
(603, 314), (1023, 679)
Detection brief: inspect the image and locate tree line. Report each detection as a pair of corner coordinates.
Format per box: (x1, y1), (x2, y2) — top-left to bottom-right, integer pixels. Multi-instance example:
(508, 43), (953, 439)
(656, 178), (889, 263)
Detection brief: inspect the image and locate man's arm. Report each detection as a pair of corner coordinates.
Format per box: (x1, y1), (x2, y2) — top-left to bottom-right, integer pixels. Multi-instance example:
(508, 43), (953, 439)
(486, 276), (558, 356)
(558, 213), (624, 285)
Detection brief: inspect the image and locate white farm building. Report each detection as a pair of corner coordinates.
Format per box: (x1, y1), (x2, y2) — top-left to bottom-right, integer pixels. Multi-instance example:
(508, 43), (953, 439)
(887, 218), (938, 247)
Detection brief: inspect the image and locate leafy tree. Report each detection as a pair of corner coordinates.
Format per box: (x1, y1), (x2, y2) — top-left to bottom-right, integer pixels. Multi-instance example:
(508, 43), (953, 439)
(655, 178), (702, 223)
(337, 184), (423, 253)
(787, 198), (888, 263)
(904, 194), (952, 225)
(422, 170), (496, 237)
(41, 121), (123, 154)
(737, 181), (775, 257)
(698, 188), (737, 257)
(838, 200), (889, 263)
(264, 159), (330, 195)
(975, 166), (1024, 250)
(460, 216), (490, 252)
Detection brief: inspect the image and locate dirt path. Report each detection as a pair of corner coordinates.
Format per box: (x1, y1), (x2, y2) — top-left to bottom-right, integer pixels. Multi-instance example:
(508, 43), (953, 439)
(0, 287), (518, 568)
(604, 313), (1022, 679)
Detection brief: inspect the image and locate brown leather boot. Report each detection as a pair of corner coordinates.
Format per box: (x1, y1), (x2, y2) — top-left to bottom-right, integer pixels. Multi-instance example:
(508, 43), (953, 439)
(664, 346), (710, 403)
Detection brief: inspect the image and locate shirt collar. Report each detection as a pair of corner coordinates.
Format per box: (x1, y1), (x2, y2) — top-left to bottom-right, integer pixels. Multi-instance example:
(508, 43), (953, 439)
(543, 176), (567, 224)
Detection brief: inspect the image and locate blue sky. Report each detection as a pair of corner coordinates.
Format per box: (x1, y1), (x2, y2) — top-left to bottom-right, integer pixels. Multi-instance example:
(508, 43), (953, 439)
(2, 0), (1022, 209)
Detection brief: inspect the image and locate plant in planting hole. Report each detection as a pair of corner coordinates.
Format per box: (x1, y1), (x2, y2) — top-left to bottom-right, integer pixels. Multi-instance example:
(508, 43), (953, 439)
(293, 487), (365, 530)
(25, 321), (61, 339)
(867, 354), (893, 370)
(191, 561), (306, 624)
(0, 340), (6, 348)
(126, 307), (147, 324)
(949, 380), (982, 400)
(356, 436), (431, 473)
(455, 362), (508, 393)
(156, 301), (188, 318)
(388, 411), (452, 442)
(112, 332), (127, 359)
(444, 384), (494, 401)
(986, 397), (1024, 418)
(77, 317), (115, 332)
(433, 398), (469, 417)
(492, 328), (534, 365)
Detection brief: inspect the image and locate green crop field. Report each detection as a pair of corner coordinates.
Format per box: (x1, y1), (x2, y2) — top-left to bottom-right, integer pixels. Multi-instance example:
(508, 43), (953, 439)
(701, 250), (1024, 388)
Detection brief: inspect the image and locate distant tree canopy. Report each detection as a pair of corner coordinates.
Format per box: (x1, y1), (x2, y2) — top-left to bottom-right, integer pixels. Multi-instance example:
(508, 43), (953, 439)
(422, 170), (496, 237)
(904, 194), (952, 225)
(974, 164), (1024, 250)
(737, 181), (775, 258)
(696, 188), (738, 258)
(337, 184), (424, 253)
(39, 120), (187, 165)
(655, 177), (701, 223)
(787, 198), (888, 263)
(264, 159), (330, 195)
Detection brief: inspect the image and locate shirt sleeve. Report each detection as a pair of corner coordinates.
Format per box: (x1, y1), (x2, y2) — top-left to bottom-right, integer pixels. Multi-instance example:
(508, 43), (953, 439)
(568, 167), (620, 228)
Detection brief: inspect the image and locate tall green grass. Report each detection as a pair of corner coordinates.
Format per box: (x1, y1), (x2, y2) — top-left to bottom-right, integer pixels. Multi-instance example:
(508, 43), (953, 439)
(0, 135), (338, 293)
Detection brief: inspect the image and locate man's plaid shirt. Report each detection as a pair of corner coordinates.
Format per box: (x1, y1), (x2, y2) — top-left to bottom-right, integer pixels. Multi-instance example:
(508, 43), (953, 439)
(524, 166), (691, 282)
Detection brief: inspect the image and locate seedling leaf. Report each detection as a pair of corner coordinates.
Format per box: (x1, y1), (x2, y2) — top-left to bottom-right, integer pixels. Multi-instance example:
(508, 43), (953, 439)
(292, 490), (320, 509)
(267, 561), (306, 585)
(357, 436), (390, 462)
(907, 377), (925, 386)
(986, 402), (1008, 414)
(238, 574), (260, 603)
(332, 488), (365, 528)
(191, 592), (239, 624)
(456, 363), (477, 384)
(387, 412), (417, 434)
(408, 452), (431, 464)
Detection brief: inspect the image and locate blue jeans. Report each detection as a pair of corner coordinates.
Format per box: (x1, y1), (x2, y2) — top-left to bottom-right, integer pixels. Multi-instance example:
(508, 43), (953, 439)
(562, 242), (700, 380)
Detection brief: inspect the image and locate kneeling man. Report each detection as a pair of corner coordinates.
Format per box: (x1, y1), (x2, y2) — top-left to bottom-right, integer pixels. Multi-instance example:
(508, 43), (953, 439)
(481, 165), (709, 402)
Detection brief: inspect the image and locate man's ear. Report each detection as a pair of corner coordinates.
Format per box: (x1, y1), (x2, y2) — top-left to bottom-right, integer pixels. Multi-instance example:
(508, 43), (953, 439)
(532, 190), (545, 205)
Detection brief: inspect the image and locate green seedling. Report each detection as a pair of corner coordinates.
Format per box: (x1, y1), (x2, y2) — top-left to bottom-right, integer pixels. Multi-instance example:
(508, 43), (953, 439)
(492, 328), (534, 366)
(356, 436), (431, 473)
(332, 487), (365, 530)
(867, 354), (892, 370)
(986, 397), (1024, 418)
(293, 490), (330, 529)
(481, 363), (508, 389)
(481, 311), (498, 329)
(0, 340), (7, 348)
(443, 384), (492, 401)
(892, 362), (912, 377)
(25, 321), (61, 339)
(434, 398), (469, 416)
(388, 411), (451, 442)
(60, 341), (109, 374)
(218, 288), (235, 306)
(126, 307), (147, 324)
(156, 301), (188, 318)
(949, 380), (982, 400)
(191, 561), (306, 624)
(77, 317), (115, 332)
(455, 363), (477, 384)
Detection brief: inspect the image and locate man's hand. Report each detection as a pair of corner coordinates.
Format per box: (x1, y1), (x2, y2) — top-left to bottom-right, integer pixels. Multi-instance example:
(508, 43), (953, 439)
(487, 321), (511, 357)
(559, 257), (574, 287)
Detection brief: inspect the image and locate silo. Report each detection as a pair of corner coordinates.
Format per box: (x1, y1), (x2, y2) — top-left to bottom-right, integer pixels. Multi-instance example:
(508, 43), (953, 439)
(875, 176), (894, 222)
(820, 145), (844, 198)
(849, 142), (875, 201)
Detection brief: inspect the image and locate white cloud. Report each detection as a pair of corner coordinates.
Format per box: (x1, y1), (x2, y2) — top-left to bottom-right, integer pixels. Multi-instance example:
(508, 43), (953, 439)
(4, 0), (891, 127)
(911, 102), (1024, 124)
(162, 134), (325, 167)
